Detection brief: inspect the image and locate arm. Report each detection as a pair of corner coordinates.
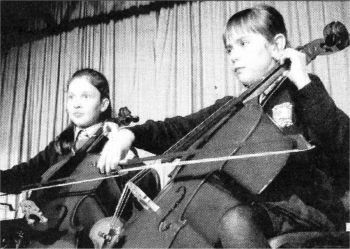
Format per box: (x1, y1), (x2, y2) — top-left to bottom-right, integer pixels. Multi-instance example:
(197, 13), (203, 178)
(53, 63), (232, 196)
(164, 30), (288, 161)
(98, 96), (233, 174)
(295, 74), (349, 194)
(0, 141), (60, 194)
(296, 75), (349, 150)
(277, 48), (349, 195)
(128, 96), (233, 155)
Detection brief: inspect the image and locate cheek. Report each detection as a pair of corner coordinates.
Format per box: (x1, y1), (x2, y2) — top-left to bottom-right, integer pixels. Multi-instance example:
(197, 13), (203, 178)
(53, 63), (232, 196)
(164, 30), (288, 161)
(251, 50), (273, 72)
(66, 103), (73, 113)
(88, 102), (103, 117)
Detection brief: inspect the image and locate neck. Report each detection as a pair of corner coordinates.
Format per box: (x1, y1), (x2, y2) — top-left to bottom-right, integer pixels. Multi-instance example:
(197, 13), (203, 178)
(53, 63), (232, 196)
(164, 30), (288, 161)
(74, 122), (103, 140)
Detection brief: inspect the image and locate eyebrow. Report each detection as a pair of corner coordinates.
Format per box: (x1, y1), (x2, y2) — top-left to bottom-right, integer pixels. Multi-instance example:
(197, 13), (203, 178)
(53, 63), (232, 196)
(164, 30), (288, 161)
(67, 90), (94, 95)
(226, 35), (253, 46)
(232, 35), (252, 41)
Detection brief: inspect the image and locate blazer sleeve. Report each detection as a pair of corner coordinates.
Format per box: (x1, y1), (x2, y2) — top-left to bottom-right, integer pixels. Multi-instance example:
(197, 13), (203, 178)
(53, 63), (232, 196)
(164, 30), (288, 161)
(0, 141), (60, 194)
(295, 74), (349, 193)
(127, 96), (234, 155)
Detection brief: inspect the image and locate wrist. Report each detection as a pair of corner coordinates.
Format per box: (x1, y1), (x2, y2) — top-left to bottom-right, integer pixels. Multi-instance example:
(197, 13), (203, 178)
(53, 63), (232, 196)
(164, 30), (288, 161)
(118, 127), (135, 144)
(295, 73), (311, 90)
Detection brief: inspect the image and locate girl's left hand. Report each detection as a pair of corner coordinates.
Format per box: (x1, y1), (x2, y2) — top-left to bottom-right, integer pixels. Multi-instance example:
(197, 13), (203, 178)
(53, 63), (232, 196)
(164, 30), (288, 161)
(276, 48), (311, 90)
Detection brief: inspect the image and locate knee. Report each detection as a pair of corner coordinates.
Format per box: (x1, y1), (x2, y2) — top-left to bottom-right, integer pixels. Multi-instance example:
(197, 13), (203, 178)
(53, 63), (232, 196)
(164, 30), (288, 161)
(220, 205), (254, 230)
(218, 205), (270, 248)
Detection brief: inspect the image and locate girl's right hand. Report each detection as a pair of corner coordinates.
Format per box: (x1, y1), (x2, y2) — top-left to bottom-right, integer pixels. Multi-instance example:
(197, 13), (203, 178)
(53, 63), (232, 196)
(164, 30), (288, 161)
(98, 123), (135, 175)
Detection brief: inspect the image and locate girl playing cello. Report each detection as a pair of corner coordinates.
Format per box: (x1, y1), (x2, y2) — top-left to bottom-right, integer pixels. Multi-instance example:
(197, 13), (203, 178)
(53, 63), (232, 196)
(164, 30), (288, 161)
(98, 4), (349, 248)
(0, 68), (159, 248)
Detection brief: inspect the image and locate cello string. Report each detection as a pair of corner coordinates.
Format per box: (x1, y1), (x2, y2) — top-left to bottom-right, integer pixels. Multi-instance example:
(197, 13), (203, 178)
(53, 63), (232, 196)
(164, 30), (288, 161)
(109, 168), (157, 229)
(110, 187), (132, 229)
(219, 102), (264, 171)
(112, 169), (151, 222)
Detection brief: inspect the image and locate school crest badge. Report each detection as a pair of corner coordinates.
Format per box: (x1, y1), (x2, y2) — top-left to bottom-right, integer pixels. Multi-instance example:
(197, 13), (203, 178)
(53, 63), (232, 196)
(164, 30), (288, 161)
(272, 102), (293, 128)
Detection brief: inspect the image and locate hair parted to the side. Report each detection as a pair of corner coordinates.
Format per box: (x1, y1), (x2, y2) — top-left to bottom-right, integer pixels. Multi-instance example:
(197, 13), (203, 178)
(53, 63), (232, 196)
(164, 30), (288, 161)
(223, 4), (289, 47)
(54, 68), (113, 155)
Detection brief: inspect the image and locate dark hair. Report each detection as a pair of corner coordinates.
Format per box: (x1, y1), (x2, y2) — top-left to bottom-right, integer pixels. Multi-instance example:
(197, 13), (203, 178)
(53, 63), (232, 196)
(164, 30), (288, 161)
(223, 5), (288, 47)
(54, 68), (113, 154)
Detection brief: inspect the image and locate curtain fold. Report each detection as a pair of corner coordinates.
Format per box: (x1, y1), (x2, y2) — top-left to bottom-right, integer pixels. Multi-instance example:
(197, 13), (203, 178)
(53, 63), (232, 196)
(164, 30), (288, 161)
(1, 1), (349, 219)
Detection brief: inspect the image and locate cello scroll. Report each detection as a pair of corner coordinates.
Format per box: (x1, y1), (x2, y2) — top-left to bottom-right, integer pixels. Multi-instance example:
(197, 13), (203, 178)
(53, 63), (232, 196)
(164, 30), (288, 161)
(113, 107), (140, 127)
(297, 21), (349, 63)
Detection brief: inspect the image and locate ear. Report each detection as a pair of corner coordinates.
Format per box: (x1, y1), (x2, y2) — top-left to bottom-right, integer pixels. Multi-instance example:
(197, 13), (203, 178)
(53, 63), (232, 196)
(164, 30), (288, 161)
(100, 98), (110, 112)
(270, 33), (286, 57)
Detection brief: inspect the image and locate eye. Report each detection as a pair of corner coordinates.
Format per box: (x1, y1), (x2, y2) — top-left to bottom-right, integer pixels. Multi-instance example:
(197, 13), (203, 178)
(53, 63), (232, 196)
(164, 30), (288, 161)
(225, 47), (232, 54)
(68, 94), (74, 100)
(239, 40), (249, 47)
(82, 93), (90, 99)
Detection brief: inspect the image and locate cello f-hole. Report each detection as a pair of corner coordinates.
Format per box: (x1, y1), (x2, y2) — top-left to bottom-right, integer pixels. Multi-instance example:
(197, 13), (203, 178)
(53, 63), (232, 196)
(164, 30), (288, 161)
(70, 195), (90, 232)
(158, 186), (186, 232)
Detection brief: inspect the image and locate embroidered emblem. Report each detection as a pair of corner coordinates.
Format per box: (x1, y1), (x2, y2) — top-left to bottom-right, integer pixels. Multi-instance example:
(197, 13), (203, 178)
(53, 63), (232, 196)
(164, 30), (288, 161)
(272, 102), (293, 128)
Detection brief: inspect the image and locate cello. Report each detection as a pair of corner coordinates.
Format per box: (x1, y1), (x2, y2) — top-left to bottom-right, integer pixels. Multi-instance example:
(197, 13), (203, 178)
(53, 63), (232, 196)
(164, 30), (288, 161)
(89, 21), (349, 248)
(0, 107), (160, 248)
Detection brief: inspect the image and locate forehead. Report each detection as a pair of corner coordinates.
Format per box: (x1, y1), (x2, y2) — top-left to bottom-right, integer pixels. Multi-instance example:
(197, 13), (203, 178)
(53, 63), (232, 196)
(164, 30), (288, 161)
(224, 28), (266, 45)
(68, 76), (98, 93)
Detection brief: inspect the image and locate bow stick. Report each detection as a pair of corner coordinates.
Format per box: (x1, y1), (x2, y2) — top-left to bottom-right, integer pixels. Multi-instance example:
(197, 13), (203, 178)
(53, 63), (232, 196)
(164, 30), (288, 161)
(16, 143), (314, 193)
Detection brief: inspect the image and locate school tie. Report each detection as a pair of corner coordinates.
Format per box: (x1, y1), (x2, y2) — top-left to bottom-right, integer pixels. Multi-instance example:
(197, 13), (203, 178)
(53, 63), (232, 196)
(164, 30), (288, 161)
(74, 129), (90, 151)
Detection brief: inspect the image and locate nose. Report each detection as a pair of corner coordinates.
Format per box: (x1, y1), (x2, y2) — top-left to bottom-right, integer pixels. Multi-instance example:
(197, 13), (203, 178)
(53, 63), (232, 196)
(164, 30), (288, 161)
(229, 49), (241, 64)
(229, 53), (237, 64)
(229, 46), (244, 64)
(71, 97), (82, 108)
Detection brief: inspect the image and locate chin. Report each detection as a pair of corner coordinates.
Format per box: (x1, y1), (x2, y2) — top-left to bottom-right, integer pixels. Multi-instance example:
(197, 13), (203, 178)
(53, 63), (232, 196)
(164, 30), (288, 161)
(236, 76), (252, 88)
(242, 78), (258, 88)
(74, 121), (87, 128)
(240, 80), (253, 88)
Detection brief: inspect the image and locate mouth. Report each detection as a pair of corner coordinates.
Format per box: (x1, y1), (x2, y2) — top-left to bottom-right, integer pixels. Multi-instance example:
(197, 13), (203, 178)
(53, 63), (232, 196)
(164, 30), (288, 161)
(234, 67), (244, 73)
(74, 112), (83, 118)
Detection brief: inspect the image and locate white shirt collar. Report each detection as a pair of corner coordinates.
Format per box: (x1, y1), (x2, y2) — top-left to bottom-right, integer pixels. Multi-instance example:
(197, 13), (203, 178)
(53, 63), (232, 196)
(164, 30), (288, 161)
(74, 122), (103, 141)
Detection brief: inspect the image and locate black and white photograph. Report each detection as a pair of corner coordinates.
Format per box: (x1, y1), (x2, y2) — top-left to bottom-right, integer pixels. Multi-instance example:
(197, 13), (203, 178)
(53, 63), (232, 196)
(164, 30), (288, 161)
(0, 1), (349, 248)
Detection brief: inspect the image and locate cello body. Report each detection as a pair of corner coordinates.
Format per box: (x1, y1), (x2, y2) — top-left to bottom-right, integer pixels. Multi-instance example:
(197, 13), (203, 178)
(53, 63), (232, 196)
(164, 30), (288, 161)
(116, 102), (313, 248)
